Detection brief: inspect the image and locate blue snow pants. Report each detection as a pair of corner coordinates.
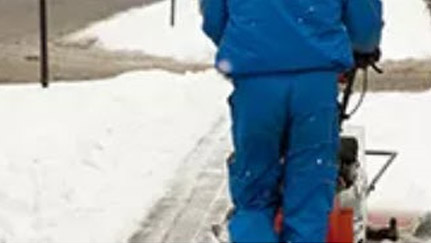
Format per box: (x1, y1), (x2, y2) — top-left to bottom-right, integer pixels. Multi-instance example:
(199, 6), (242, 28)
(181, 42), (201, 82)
(227, 71), (339, 243)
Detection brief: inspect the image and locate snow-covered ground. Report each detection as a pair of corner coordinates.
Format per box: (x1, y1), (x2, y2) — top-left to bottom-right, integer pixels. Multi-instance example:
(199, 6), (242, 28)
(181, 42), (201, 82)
(1, 0), (431, 242)
(65, 0), (431, 61)
(382, 0), (431, 60)
(352, 91), (431, 213)
(65, 0), (216, 64)
(0, 71), (230, 243)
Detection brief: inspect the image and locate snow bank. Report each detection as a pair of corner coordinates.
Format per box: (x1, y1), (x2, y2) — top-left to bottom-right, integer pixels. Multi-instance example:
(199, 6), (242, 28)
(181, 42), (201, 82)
(381, 0), (431, 60)
(0, 70), (230, 243)
(65, 0), (431, 62)
(65, 0), (216, 64)
(351, 90), (431, 212)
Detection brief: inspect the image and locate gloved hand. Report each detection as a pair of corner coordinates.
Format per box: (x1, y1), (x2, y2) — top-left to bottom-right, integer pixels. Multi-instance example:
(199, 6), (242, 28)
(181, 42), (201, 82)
(353, 48), (381, 69)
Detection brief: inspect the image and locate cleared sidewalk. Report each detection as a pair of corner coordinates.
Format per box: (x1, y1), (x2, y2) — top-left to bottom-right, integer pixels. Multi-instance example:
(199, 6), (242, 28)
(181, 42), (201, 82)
(129, 116), (232, 243)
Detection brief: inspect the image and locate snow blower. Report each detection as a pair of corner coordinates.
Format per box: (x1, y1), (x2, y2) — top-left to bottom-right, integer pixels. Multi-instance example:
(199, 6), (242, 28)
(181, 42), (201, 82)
(211, 52), (428, 243)
(323, 55), (430, 243)
(276, 61), (401, 243)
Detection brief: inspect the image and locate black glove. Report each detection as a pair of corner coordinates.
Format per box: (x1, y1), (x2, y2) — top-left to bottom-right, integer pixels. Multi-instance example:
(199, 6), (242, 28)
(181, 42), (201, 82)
(353, 48), (381, 69)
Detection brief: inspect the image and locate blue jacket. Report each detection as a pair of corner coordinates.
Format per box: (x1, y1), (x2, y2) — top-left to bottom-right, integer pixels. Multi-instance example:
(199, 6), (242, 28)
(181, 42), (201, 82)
(201, 0), (383, 76)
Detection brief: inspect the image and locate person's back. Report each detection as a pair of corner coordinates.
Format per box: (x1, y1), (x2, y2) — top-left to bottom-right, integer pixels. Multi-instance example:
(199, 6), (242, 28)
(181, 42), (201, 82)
(202, 0), (382, 76)
(201, 0), (383, 242)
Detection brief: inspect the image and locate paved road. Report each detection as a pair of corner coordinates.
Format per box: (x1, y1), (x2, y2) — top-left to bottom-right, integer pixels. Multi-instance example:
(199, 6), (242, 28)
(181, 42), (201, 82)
(0, 0), (212, 84)
(0, 0), (159, 44)
(1, 0), (430, 91)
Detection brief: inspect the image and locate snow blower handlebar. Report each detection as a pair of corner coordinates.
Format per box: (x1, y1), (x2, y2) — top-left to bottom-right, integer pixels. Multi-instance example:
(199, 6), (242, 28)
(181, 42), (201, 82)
(338, 49), (383, 126)
(337, 49), (399, 197)
(366, 150), (398, 197)
(337, 49), (398, 198)
(338, 68), (358, 124)
(353, 49), (383, 72)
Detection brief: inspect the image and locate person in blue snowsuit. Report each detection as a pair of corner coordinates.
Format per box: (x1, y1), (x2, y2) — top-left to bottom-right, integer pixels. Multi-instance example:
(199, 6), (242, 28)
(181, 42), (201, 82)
(201, 0), (383, 242)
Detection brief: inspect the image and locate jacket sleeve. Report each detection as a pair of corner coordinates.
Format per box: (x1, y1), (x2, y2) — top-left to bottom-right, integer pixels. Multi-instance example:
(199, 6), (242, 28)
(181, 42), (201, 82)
(200, 0), (228, 46)
(342, 0), (384, 53)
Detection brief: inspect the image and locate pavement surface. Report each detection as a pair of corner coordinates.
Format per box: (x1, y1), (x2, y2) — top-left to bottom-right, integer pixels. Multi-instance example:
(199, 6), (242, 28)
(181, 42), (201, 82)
(1, 0), (431, 90)
(0, 0), (209, 84)
(0, 0), (157, 44)
(128, 116), (232, 243)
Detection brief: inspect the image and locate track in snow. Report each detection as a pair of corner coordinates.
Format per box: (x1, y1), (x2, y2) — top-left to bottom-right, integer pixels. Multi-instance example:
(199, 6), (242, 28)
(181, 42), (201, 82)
(128, 116), (232, 243)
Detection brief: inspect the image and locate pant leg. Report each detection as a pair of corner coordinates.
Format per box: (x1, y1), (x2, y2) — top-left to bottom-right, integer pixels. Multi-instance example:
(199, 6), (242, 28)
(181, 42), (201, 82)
(228, 74), (289, 243)
(282, 71), (339, 243)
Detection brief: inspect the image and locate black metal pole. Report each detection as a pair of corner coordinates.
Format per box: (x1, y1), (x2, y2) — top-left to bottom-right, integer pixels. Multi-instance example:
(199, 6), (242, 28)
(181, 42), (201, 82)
(39, 0), (49, 88)
(170, 0), (176, 26)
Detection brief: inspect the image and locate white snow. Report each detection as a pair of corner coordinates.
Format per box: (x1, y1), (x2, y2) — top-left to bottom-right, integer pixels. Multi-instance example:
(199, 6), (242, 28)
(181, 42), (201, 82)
(1, 0), (431, 242)
(3, 75), (430, 243)
(65, 0), (431, 62)
(351, 90), (431, 213)
(381, 0), (431, 60)
(0, 70), (231, 243)
(65, 0), (216, 64)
